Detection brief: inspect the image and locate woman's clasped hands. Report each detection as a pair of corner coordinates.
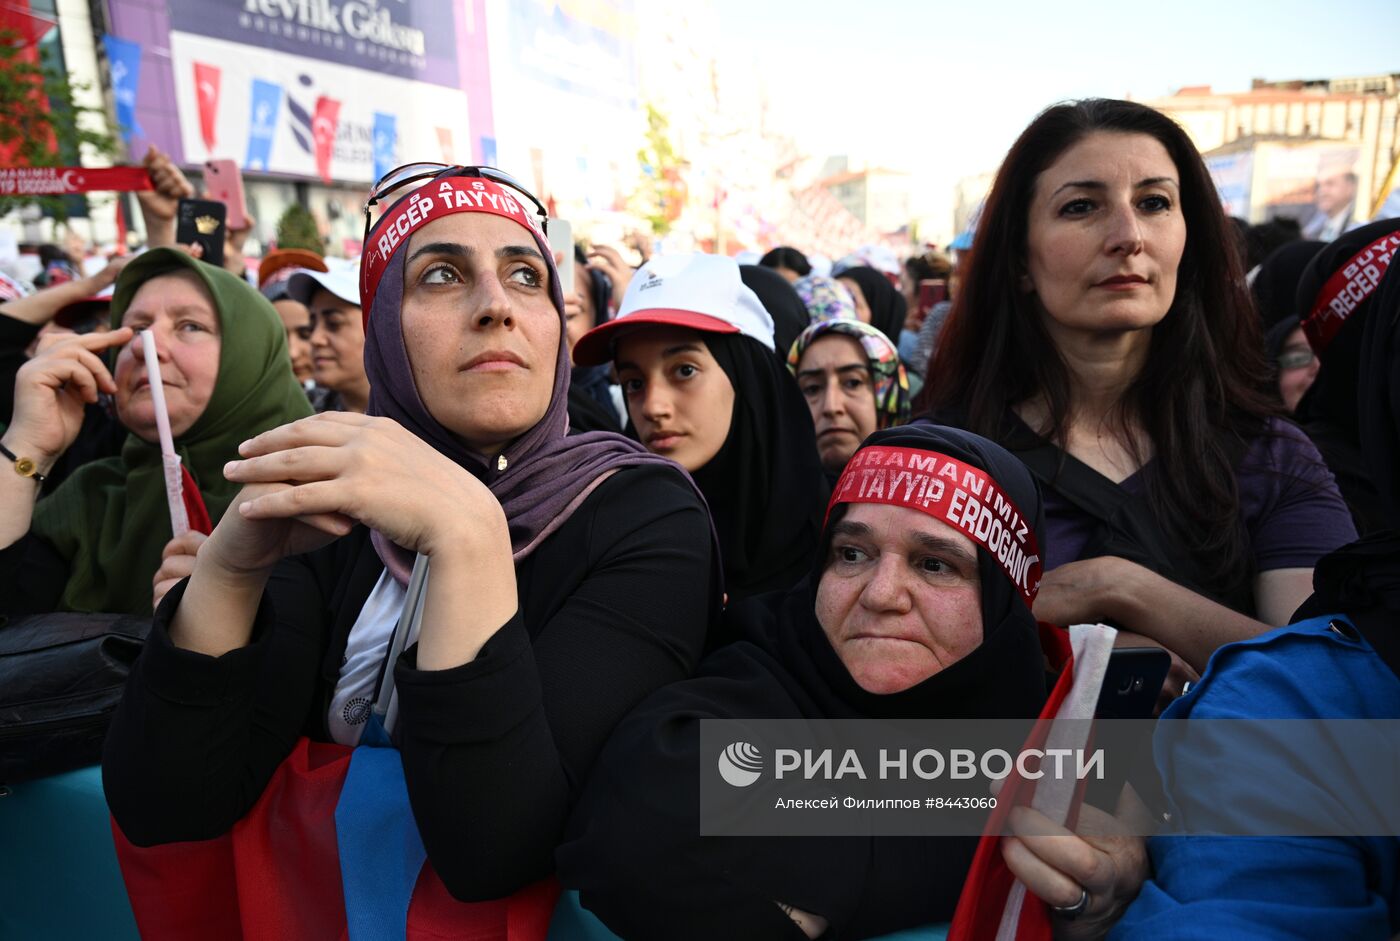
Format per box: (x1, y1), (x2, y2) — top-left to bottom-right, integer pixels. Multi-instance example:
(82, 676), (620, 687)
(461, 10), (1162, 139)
(210, 411), (509, 579)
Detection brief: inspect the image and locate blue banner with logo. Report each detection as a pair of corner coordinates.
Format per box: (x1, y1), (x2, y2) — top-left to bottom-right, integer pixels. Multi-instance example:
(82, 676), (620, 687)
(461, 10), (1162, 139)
(372, 112), (398, 184)
(245, 79), (283, 171)
(102, 35), (143, 148)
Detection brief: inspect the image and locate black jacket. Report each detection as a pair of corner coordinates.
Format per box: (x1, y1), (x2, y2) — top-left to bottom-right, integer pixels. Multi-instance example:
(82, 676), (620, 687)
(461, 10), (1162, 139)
(103, 462), (720, 901)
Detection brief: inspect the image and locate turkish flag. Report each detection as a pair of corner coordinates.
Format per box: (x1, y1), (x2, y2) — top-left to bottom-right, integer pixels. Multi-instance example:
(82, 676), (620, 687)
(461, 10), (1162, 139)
(313, 96), (341, 184)
(193, 62), (221, 154)
(948, 623), (1116, 941)
(112, 737), (560, 939)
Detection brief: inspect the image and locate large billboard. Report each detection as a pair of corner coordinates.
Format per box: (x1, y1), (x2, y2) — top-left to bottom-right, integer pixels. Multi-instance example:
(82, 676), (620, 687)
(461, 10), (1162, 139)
(1205, 139), (1365, 238)
(484, 0), (640, 217)
(106, 0), (491, 183)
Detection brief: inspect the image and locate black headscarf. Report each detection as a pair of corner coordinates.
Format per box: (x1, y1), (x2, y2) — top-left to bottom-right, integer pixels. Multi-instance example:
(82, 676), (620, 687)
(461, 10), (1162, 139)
(740, 263), (808, 357)
(1293, 242), (1400, 683)
(775, 424), (1048, 722)
(568, 265), (622, 434)
(559, 424), (1049, 940)
(1294, 219), (1400, 535)
(838, 265), (907, 347)
(1251, 239), (1323, 328)
(693, 332), (829, 600)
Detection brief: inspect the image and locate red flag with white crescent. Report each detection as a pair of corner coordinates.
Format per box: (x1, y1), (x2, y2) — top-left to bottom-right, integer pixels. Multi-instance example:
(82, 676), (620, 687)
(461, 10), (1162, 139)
(194, 62), (221, 153)
(948, 623), (1116, 941)
(313, 96), (341, 184)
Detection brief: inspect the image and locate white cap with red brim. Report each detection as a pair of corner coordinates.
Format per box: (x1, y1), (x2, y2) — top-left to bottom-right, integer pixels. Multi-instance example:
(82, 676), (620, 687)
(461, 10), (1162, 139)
(572, 252), (774, 367)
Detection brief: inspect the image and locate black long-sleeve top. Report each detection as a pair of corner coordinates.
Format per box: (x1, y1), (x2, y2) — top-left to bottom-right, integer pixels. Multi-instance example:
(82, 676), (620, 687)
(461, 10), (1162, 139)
(103, 463), (720, 900)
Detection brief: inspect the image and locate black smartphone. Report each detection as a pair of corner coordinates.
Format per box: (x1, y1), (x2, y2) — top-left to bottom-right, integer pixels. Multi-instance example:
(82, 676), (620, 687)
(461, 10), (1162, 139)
(1083, 647), (1171, 813)
(1095, 647), (1171, 720)
(175, 198), (226, 268)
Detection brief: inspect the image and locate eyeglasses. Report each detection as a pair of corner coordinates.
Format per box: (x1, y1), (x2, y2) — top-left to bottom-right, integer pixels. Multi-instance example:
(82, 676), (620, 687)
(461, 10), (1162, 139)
(1277, 348), (1316, 371)
(361, 163), (548, 246)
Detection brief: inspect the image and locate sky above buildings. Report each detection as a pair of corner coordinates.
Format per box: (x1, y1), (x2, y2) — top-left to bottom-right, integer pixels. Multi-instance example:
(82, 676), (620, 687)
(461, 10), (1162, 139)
(709, 0), (1399, 220)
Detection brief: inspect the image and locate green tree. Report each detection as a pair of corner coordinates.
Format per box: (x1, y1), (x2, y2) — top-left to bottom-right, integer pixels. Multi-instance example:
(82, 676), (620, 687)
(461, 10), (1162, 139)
(275, 203), (323, 252)
(633, 103), (687, 237)
(0, 27), (118, 221)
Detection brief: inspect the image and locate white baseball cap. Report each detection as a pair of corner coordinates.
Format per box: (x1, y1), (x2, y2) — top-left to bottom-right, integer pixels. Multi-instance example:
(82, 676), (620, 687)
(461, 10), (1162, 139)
(572, 253), (774, 366)
(285, 258), (362, 309)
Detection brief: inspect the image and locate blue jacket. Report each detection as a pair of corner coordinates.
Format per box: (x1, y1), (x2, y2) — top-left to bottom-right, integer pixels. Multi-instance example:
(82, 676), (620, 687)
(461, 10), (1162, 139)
(1111, 615), (1400, 940)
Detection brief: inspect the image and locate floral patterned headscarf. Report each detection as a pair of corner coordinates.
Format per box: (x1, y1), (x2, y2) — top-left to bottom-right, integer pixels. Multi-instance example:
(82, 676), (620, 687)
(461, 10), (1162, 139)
(793, 274), (856, 323)
(787, 318), (911, 429)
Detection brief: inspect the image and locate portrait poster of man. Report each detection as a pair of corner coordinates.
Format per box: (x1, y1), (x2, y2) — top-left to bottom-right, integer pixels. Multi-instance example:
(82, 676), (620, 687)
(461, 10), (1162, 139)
(1257, 143), (1362, 239)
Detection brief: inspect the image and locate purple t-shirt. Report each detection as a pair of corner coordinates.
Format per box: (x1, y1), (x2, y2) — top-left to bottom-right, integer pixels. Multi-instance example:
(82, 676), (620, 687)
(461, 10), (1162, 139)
(1041, 418), (1357, 574)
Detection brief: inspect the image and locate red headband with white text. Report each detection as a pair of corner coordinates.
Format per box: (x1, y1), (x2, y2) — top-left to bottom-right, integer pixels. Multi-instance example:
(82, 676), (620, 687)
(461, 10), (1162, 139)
(360, 177), (544, 320)
(1303, 230), (1400, 353)
(826, 446), (1043, 607)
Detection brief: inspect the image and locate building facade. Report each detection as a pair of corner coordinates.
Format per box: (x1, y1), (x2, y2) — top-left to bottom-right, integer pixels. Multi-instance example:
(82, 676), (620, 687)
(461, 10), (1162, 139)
(1145, 75), (1400, 227)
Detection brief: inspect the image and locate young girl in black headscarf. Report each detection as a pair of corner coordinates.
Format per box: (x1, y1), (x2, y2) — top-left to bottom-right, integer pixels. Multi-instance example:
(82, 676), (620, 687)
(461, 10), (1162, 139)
(836, 265), (907, 345)
(574, 252), (829, 601)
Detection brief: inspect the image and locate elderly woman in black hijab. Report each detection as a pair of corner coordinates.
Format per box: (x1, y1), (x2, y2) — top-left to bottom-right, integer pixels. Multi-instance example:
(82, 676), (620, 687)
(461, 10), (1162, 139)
(103, 166), (720, 916)
(559, 424), (1148, 940)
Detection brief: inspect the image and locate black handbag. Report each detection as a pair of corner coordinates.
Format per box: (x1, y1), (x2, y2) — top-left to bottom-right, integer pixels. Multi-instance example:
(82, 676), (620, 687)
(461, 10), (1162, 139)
(0, 611), (150, 783)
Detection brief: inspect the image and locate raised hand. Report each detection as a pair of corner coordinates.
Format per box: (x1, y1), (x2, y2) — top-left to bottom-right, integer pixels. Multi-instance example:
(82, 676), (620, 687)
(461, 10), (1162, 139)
(5, 327), (134, 467)
(585, 245), (634, 309)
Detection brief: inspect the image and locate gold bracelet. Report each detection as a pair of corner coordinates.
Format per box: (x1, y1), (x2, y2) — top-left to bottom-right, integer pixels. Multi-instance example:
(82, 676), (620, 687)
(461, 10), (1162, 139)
(0, 442), (46, 483)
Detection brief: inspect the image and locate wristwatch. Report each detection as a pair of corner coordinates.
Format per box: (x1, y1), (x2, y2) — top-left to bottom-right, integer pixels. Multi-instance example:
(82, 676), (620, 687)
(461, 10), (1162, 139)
(0, 441), (46, 484)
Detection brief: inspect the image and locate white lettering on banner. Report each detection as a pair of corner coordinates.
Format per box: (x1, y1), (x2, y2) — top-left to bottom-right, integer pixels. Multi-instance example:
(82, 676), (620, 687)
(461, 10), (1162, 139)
(243, 0), (425, 56)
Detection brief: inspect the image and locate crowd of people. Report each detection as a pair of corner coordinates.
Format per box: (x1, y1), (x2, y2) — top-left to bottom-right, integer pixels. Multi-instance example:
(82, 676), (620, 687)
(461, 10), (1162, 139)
(1, 97), (1398, 940)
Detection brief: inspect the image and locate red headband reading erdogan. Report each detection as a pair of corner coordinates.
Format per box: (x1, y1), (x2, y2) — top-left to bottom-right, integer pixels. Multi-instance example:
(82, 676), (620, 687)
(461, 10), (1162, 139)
(1303, 230), (1400, 354)
(360, 177), (544, 319)
(827, 446), (1043, 607)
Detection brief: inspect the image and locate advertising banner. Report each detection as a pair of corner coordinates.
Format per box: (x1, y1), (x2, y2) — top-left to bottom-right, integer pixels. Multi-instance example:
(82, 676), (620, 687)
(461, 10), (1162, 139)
(168, 31), (471, 181)
(102, 35), (144, 148)
(1204, 151), (1253, 219)
(502, 0), (638, 110)
(245, 78), (283, 171)
(169, 0), (461, 88)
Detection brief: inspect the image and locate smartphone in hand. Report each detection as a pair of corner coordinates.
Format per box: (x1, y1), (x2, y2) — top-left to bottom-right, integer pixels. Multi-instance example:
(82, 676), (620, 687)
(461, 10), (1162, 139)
(203, 159), (248, 231)
(175, 198), (227, 268)
(1083, 646), (1172, 813)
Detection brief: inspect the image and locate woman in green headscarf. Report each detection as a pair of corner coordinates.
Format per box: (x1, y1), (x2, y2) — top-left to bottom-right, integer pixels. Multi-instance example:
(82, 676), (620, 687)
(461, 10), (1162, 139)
(0, 248), (312, 615)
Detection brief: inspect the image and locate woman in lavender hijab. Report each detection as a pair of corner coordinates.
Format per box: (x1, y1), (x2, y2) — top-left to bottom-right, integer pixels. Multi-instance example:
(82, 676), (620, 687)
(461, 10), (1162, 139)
(104, 167), (721, 901)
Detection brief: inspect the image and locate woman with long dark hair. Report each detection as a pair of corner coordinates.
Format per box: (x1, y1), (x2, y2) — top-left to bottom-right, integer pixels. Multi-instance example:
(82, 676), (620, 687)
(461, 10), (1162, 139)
(915, 99), (1354, 676)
